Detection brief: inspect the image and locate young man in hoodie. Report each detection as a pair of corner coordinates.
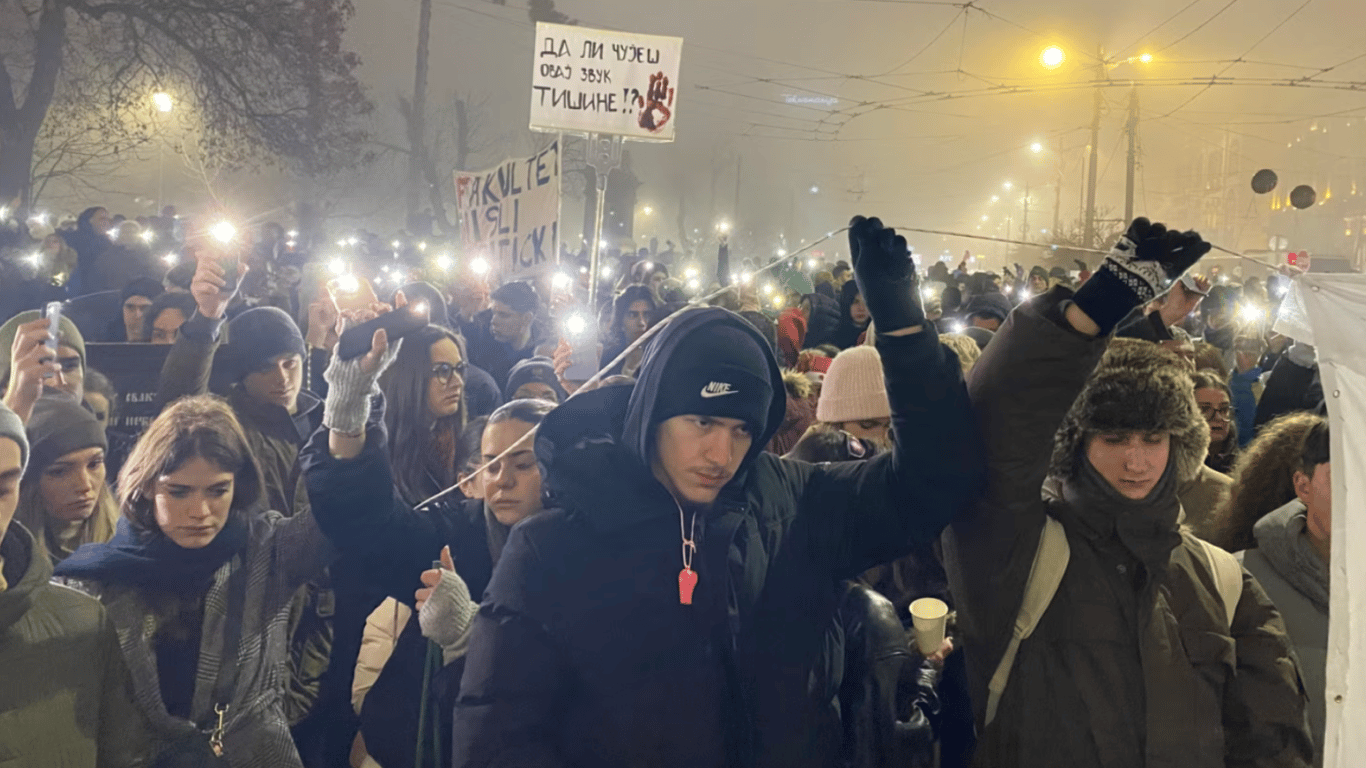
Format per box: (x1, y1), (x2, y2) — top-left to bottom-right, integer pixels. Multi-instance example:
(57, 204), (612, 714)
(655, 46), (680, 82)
(1243, 418), (1330, 765)
(0, 401), (150, 766)
(448, 217), (982, 768)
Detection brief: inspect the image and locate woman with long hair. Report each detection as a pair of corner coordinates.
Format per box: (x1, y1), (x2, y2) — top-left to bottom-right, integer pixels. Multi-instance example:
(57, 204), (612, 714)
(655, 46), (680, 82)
(599, 285), (658, 377)
(15, 393), (118, 564)
(305, 396), (556, 768)
(1204, 411), (1326, 552)
(380, 325), (468, 505)
(53, 309), (406, 767)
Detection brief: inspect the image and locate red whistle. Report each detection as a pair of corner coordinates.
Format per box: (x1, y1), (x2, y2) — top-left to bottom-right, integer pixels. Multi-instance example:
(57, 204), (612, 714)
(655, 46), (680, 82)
(678, 568), (698, 605)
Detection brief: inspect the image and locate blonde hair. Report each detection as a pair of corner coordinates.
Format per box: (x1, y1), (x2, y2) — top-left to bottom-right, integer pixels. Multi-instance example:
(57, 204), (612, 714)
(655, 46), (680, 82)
(15, 473), (118, 564)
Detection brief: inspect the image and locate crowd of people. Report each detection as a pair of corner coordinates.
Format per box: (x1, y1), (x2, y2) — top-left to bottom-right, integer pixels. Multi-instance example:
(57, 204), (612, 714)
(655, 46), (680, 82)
(0, 201), (1333, 768)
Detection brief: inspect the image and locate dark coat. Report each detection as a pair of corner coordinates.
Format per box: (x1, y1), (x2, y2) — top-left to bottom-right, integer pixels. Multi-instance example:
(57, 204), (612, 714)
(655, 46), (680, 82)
(451, 307), (981, 768)
(943, 290), (1313, 768)
(303, 423), (500, 768)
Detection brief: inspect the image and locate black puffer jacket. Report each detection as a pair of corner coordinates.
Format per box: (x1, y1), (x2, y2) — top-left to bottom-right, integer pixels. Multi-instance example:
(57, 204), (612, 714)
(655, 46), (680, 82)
(451, 307), (981, 768)
(802, 292), (842, 350)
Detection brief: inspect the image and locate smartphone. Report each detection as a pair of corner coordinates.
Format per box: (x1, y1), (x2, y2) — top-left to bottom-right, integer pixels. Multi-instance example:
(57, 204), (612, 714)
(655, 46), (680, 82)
(1179, 273), (1209, 296)
(336, 305), (429, 361)
(43, 302), (62, 353)
(563, 313), (599, 382)
(219, 255), (239, 294)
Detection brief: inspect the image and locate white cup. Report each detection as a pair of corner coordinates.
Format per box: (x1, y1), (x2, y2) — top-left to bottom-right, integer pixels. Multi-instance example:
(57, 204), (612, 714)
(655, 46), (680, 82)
(909, 597), (949, 656)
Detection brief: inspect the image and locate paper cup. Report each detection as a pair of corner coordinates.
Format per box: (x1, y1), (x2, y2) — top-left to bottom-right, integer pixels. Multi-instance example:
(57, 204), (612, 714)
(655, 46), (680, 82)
(909, 597), (949, 656)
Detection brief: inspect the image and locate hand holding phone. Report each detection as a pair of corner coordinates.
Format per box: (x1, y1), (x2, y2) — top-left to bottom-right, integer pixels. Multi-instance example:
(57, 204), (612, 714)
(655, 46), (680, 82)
(336, 302), (428, 361)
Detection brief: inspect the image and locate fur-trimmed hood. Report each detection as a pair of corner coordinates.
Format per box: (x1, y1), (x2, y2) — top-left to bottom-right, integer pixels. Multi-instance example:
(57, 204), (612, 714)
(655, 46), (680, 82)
(1050, 338), (1210, 484)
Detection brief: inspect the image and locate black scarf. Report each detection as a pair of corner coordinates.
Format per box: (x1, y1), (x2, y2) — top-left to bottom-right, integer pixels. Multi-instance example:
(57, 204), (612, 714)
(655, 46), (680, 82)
(54, 513), (251, 590)
(483, 502), (512, 563)
(1053, 455), (1183, 570)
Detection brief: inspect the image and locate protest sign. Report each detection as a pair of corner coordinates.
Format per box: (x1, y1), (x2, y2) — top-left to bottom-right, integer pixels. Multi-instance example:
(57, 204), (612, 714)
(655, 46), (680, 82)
(85, 343), (170, 433)
(454, 140), (561, 280)
(530, 22), (683, 141)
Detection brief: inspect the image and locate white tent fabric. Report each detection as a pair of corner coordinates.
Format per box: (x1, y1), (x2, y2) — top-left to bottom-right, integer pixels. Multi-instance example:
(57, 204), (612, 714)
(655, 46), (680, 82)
(1277, 274), (1366, 768)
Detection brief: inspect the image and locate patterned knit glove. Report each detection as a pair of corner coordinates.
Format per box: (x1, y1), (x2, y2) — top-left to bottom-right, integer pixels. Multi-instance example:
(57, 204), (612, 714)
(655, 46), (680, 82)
(1074, 218), (1210, 335)
(419, 569), (476, 664)
(321, 337), (401, 435)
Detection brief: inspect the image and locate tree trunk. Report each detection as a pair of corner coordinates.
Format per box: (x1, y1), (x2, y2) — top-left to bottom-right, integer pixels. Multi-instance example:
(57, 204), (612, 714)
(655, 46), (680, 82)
(406, 0), (433, 219)
(0, 0), (66, 210)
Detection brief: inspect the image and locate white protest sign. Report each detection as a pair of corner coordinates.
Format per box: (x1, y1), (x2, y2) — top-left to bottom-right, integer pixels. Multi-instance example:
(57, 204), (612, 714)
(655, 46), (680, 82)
(530, 22), (682, 142)
(454, 139), (561, 280)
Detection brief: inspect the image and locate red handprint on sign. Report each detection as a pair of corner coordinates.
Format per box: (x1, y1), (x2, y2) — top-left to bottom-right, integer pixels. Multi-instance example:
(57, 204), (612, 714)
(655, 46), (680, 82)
(635, 72), (674, 132)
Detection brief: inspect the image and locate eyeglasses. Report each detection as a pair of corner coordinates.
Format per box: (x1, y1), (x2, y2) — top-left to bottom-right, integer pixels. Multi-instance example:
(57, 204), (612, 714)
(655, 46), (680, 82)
(1199, 404), (1232, 420)
(431, 361), (467, 386)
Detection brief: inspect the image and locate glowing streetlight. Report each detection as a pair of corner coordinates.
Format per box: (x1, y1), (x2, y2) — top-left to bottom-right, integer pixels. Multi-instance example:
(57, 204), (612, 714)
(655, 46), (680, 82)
(641, 205), (654, 216)
(162, 253), (179, 267)
(152, 92), (174, 113)
(1030, 142), (1044, 154)
(1003, 181), (1014, 191)
(1040, 46), (1066, 70)
(435, 254), (453, 271)
(991, 195), (1000, 203)
(1138, 53), (1154, 64)
(716, 220), (731, 234)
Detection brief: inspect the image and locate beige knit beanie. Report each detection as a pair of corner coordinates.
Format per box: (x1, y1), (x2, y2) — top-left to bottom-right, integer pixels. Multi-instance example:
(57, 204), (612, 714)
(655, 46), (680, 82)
(816, 346), (890, 424)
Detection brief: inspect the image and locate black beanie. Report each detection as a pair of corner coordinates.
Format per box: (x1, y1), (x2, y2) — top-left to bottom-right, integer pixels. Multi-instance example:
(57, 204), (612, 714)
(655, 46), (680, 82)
(222, 307), (306, 383)
(25, 392), (107, 480)
(491, 281), (540, 314)
(121, 277), (165, 303)
(652, 324), (773, 437)
(504, 356), (567, 402)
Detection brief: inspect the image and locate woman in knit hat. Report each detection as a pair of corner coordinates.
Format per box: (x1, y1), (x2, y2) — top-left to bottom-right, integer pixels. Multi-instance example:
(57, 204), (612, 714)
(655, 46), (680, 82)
(0, 309), (87, 423)
(816, 345), (892, 445)
(14, 392), (118, 565)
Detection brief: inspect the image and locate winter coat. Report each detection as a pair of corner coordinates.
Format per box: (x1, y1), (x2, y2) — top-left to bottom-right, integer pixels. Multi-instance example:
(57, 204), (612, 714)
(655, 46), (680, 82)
(303, 426), (500, 768)
(802, 293), (842, 351)
(155, 311), (330, 724)
(1177, 464), (1233, 536)
(450, 307), (981, 768)
(1243, 501), (1328, 766)
(0, 522), (150, 767)
(1255, 353), (1324, 429)
(1230, 367), (1262, 448)
(943, 289), (1313, 768)
(777, 307), (807, 368)
(60, 510), (338, 768)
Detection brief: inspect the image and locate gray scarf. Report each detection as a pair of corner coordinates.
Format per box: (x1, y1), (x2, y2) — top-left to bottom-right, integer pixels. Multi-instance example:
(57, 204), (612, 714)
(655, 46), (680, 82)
(1253, 500), (1329, 614)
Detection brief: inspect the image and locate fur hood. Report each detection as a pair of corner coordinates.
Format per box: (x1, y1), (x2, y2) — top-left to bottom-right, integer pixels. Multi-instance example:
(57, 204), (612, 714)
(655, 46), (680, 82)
(1050, 339), (1210, 484)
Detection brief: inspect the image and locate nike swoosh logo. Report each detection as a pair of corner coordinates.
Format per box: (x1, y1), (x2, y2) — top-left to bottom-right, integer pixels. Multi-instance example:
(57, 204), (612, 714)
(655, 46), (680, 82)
(700, 389), (739, 398)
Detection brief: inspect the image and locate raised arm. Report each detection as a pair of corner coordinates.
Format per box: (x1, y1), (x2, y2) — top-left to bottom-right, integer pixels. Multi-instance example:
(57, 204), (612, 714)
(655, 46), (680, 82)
(156, 255), (243, 407)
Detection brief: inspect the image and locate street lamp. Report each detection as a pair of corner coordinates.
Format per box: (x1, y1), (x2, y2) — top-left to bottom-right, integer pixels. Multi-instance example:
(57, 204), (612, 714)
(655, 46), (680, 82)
(641, 205), (653, 216)
(152, 92), (174, 113)
(1039, 46), (1066, 70)
(1030, 142), (1044, 154)
(1003, 181), (1014, 191)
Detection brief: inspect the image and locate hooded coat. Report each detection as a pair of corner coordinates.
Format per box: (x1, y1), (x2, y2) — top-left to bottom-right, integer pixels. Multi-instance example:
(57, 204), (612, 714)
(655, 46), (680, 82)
(0, 522), (151, 767)
(1242, 500), (1328, 766)
(450, 307), (981, 768)
(943, 288), (1312, 768)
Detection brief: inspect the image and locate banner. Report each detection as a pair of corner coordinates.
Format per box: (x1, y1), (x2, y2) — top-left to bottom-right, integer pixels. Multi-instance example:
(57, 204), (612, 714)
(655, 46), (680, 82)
(85, 343), (171, 433)
(530, 22), (683, 141)
(454, 140), (561, 281)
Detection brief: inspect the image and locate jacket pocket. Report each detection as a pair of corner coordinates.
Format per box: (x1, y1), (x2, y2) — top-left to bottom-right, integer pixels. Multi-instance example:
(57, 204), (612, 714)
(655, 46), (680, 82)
(1180, 627), (1236, 693)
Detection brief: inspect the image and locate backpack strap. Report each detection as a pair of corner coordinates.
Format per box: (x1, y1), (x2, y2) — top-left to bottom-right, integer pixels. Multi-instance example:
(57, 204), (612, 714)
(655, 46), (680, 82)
(1195, 538), (1243, 629)
(984, 516), (1070, 727)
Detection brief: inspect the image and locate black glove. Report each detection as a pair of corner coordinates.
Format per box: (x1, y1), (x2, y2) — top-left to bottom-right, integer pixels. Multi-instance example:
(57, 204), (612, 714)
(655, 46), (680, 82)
(1073, 217), (1211, 335)
(848, 216), (923, 332)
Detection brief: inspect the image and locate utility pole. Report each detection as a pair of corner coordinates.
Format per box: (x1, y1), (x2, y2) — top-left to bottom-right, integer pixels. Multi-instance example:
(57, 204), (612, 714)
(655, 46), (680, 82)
(1083, 57), (1105, 248)
(1124, 86), (1140, 224)
(1053, 136), (1063, 235)
(1021, 182), (1030, 240)
(406, 0), (434, 220)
